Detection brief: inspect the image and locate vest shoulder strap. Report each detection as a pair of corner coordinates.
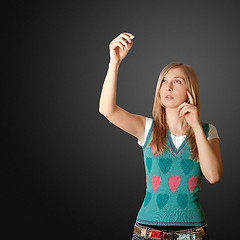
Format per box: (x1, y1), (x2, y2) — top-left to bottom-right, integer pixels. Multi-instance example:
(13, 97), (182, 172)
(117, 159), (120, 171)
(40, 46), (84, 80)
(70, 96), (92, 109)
(142, 119), (154, 149)
(201, 121), (210, 138)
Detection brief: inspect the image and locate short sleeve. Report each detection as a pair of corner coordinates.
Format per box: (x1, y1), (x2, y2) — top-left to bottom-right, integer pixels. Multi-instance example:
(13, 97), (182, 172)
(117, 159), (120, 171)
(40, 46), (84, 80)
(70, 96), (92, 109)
(207, 123), (220, 141)
(138, 117), (153, 146)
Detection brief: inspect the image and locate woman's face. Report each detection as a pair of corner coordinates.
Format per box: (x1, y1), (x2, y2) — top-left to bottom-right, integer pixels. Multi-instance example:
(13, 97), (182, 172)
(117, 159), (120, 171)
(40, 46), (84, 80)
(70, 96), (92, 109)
(159, 67), (189, 108)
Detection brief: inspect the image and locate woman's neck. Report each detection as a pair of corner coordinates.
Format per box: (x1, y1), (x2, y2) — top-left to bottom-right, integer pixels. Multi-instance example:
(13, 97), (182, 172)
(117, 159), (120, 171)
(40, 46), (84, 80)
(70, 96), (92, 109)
(165, 107), (188, 135)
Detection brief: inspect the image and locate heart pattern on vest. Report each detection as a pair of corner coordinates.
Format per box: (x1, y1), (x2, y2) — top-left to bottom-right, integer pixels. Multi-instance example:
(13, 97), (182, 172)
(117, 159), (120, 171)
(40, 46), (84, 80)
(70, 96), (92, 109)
(188, 176), (198, 193)
(181, 158), (194, 174)
(156, 194), (169, 209)
(151, 144), (158, 157)
(158, 158), (173, 174)
(143, 192), (152, 207)
(146, 157), (152, 173)
(169, 175), (181, 192)
(152, 175), (161, 192)
(177, 194), (188, 209)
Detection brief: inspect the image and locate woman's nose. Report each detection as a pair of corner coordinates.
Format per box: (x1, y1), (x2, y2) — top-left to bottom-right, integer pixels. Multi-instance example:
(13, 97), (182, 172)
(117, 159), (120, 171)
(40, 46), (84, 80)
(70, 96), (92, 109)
(165, 82), (173, 91)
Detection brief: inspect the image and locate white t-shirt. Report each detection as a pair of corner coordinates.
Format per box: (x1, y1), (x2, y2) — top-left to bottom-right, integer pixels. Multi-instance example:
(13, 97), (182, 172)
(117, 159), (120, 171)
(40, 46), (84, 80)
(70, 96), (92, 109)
(138, 117), (220, 149)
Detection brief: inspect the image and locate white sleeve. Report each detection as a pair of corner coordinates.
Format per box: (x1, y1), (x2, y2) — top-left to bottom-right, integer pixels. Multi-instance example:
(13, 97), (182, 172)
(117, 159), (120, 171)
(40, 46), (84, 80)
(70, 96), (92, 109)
(207, 123), (220, 141)
(138, 117), (153, 146)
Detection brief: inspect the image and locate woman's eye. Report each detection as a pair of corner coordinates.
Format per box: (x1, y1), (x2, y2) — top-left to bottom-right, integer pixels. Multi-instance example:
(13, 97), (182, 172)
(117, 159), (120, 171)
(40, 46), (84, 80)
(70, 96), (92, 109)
(162, 79), (181, 84)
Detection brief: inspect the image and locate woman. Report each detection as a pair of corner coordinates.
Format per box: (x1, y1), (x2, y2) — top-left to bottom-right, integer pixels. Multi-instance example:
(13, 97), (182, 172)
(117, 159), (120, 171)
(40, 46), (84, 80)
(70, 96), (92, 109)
(99, 32), (223, 240)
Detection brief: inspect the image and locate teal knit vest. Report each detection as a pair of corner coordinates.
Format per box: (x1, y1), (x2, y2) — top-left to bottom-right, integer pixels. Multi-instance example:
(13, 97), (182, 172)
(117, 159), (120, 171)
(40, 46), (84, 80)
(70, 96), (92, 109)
(136, 120), (209, 226)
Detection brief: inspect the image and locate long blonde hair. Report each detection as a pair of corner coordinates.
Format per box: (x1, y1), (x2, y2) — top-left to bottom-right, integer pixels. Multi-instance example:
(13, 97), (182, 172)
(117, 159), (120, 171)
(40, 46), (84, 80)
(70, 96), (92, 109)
(149, 62), (201, 161)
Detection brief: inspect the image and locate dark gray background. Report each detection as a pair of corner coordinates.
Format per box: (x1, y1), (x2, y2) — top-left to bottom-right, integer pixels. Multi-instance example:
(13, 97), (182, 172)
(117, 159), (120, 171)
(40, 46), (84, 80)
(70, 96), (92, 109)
(2, 1), (239, 239)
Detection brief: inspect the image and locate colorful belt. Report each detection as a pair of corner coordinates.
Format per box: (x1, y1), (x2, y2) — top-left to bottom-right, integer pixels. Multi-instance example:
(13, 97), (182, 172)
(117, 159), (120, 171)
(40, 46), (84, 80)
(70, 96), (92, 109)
(134, 223), (208, 240)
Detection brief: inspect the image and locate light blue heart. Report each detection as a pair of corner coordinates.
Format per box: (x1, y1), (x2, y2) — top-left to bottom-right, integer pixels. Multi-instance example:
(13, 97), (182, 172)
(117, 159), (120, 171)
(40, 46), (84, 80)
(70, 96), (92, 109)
(158, 158), (172, 174)
(156, 194), (169, 209)
(177, 194), (188, 209)
(181, 158), (194, 174)
(146, 157), (152, 173)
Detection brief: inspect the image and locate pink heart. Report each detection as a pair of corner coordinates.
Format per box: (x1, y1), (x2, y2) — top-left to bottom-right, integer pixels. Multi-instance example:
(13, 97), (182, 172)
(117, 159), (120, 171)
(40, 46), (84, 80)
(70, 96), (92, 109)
(146, 175), (148, 186)
(152, 175), (161, 192)
(151, 144), (158, 157)
(169, 175), (181, 192)
(188, 176), (198, 193)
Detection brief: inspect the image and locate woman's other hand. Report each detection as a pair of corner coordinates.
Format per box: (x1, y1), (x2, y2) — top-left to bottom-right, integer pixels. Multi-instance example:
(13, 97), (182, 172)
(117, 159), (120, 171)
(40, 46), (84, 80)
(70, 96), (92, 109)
(177, 90), (201, 130)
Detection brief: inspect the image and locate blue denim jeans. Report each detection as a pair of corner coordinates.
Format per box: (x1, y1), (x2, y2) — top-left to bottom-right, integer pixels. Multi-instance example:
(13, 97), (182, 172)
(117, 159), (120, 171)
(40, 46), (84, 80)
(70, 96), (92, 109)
(132, 222), (209, 240)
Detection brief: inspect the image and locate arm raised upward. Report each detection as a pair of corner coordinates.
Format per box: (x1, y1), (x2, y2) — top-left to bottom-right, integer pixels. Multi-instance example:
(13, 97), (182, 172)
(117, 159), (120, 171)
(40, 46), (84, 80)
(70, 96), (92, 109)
(99, 32), (146, 144)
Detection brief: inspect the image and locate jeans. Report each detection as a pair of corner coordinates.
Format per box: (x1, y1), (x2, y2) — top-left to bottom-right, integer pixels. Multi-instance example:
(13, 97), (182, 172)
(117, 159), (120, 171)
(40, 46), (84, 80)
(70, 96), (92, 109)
(132, 222), (209, 240)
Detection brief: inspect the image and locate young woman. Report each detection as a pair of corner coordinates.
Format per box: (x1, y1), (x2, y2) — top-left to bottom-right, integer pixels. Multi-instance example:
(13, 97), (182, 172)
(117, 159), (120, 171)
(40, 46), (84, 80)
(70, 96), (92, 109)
(99, 32), (223, 240)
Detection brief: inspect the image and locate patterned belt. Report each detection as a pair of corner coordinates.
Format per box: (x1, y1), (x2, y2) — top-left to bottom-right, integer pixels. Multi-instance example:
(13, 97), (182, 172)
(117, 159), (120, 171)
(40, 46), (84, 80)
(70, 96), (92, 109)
(134, 223), (208, 240)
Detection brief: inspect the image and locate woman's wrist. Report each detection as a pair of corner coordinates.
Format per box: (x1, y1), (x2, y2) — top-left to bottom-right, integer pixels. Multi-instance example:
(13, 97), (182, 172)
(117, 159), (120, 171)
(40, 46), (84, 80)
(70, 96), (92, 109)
(109, 59), (121, 68)
(192, 122), (202, 133)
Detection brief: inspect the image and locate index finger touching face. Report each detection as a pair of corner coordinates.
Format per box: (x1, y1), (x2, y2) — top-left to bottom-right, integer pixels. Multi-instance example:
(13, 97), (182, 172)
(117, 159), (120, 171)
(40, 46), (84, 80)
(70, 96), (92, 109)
(187, 90), (194, 105)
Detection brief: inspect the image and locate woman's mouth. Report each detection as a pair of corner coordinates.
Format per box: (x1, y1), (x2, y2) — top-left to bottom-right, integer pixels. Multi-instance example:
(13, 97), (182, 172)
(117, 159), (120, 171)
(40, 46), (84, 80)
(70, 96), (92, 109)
(166, 96), (174, 99)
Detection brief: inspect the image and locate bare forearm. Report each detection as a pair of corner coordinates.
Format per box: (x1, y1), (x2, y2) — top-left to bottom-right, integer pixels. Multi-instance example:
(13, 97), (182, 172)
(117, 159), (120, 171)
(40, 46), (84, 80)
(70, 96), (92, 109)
(99, 33), (134, 115)
(193, 124), (222, 183)
(99, 62), (120, 115)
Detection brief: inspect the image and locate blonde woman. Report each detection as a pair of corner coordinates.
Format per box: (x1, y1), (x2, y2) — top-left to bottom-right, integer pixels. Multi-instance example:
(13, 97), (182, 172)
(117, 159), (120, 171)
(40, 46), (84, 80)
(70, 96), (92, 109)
(99, 32), (223, 240)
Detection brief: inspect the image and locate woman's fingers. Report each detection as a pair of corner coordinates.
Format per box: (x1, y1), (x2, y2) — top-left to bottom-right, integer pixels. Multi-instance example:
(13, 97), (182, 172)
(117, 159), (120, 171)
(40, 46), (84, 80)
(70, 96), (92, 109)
(110, 41), (125, 51)
(112, 38), (129, 48)
(177, 102), (188, 112)
(116, 32), (134, 44)
(179, 108), (186, 117)
(120, 33), (133, 43)
(179, 105), (195, 117)
(110, 32), (135, 49)
(179, 106), (189, 117)
(111, 37), (133, 51)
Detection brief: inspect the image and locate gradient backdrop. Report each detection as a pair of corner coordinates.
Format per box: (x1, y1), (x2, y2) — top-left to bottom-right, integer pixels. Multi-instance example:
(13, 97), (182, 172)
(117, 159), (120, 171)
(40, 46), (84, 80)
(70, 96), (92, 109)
(2, 1), (239, 239)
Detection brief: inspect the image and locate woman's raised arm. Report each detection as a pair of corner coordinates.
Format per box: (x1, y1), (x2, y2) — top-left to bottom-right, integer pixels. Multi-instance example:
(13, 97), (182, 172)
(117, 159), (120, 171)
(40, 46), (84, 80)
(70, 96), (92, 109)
(99, 32), (146, 144)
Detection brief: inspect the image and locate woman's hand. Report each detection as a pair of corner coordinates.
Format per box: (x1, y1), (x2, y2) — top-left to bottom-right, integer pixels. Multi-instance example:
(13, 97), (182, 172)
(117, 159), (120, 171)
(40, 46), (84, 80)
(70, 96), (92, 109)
(177, 90), (201, 130)
(109, 32), (134, 65)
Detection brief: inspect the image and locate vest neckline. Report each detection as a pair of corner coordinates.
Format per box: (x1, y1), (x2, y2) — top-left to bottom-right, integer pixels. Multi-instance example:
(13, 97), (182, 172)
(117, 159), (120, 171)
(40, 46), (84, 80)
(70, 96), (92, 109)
(167, 127), (189, 157)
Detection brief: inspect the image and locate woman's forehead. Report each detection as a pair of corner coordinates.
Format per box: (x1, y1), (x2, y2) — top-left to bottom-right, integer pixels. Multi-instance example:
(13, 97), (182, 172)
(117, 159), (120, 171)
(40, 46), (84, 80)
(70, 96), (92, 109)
(164, 67), (186, 79)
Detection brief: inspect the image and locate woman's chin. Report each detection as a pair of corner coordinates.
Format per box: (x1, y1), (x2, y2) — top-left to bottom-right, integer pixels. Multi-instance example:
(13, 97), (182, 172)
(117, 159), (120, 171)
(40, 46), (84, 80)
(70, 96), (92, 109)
(163, 102), (180, 108)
